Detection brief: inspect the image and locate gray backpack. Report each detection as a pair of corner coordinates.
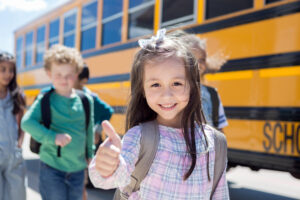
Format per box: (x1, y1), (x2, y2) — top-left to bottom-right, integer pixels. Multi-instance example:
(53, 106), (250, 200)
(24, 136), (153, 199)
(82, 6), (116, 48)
(114, 120), (227, 200)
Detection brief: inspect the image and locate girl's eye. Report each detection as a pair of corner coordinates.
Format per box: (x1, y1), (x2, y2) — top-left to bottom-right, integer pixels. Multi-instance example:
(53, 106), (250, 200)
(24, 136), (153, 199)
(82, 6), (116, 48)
(173, 82), (183, 86)
(151, 83), (160, 87)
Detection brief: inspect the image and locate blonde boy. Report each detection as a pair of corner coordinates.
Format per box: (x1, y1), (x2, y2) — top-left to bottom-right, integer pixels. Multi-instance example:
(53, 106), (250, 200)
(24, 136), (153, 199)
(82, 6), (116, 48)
(21, 44), (94, 200)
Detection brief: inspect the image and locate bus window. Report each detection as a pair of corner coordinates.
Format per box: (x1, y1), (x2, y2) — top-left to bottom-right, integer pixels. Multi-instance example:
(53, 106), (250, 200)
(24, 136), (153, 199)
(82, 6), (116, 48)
(25, 31), (33, 67)
(128, 0), (154, 39)
(63, 9), (77, 48)
(205, 0), (253, 19)
(16, 36), (23, 69)
(160, 0), (196, 28)
(102, 0), (123, 46)
(81, 0), (98, 51)
(265, 0), (284, 4)
(49, 18), (60, 48)
(36, 25), (46, 64)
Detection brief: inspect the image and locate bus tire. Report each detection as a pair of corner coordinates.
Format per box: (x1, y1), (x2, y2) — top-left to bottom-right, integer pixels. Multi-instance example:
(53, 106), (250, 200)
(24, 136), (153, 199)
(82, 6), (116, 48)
(290, 172), (300, 179)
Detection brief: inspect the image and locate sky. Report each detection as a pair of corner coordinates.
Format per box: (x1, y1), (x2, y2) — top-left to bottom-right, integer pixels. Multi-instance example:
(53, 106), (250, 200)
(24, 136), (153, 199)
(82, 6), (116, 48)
(0, 0), (70, 54)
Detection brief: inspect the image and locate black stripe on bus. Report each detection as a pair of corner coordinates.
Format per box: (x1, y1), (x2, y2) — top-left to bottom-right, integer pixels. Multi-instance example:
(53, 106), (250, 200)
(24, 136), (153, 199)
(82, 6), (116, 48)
(228, 148), (300, 173)
(186, 1), (300, 34)
(112, 106), (127, 114)
(22, 83), (52, 90)
(88, 73), (130, 84)
(225, 106), (300, 122)
(220, 51), (300, 72)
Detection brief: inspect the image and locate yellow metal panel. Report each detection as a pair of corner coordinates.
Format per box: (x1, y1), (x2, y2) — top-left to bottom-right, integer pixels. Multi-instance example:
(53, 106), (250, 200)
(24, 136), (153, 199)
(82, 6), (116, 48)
(18, 68), (50, 86)
(154, 0), (161, 32)
(197, 0), (205, 24)
(254, 0), (264, 9)
(203, 13), (300, 60)
(122, 0), (129, 42)
(84, 48), (138, 77)
(208, 68), (300, 107)
(96, 0), (103, 48)
(225, 120), (300, 157)
(259, 66), (300, 78)
(205, 70), (253, 81)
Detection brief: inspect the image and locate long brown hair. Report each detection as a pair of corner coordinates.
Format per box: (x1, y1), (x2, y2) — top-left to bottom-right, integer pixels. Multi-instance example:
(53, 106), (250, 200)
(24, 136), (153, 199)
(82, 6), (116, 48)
(125, 36), (207, 180)
(0, 51), (26, 115)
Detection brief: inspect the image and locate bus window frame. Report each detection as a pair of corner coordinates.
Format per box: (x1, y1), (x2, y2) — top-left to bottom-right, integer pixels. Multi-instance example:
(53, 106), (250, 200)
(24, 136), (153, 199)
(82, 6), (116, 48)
(63, 8), (78, 48)
(204, 0), (254, 20)
(25, 31), (34, 67)
(127, 0), (155, 39)
(16, 36), (24, 69)
(264, 0), (284, 5)
(35, 25), (46, 64)
(159, 0), (198, 28)
(48, 18), (60, 48)
(80, 0), (98, 51)
(101, 0), (123, 46)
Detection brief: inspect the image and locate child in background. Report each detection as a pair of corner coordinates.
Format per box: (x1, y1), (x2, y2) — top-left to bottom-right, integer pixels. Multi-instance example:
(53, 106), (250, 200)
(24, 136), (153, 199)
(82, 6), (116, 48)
(74, 64), (114, 148)
(89, 30), (229, 199)
(21, 44), (94, 200)
(0, 51), (26, 200)
(171, 31), (228, 131)
(74, 65), (114, 200)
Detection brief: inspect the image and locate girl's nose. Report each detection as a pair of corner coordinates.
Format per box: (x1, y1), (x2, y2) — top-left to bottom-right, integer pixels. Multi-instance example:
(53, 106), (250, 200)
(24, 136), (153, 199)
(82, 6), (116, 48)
(161, 87), (173, 98)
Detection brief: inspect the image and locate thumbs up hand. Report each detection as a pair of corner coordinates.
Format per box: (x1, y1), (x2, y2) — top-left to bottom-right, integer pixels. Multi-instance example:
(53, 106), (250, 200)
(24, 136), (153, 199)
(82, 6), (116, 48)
(94, 120), (122, 178)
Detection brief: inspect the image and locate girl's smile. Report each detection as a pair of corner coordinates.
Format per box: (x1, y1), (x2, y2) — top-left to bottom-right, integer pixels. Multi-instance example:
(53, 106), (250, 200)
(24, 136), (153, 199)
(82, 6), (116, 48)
(159, 103), (177, 110)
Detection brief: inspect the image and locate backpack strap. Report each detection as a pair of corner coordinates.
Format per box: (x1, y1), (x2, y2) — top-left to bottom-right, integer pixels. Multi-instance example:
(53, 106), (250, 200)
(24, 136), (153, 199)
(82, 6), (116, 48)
(114, 120), (160, 200)
(205, 85), (220, 128)
(40, 87), (61, 156)
(75, 90), (90, 159)
(75, 90), (90, 130)
(41, 87), (54, 129)
(210, 128), (227, 199)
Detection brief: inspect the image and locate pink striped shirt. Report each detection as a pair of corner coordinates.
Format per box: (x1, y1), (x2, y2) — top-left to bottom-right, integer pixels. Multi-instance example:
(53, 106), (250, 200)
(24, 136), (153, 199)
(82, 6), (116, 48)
(89, 124), (229, 200)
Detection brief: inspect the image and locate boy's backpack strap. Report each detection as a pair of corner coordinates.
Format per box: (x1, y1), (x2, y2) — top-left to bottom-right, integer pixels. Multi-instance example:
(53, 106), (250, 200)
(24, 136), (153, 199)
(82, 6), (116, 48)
(114, 120), (160, 200)
(75, 90), (90, 130)
(210, 129), (227, 199)
(41, 87), (55, 129)
(30, 87), (55, 155)
(205, 85), (220, 128)
(75, 90), (90, 159)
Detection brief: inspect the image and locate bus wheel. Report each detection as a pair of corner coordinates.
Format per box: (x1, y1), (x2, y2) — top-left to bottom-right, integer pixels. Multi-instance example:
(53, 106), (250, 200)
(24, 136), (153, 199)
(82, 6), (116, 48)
(290, 172), (300, 179)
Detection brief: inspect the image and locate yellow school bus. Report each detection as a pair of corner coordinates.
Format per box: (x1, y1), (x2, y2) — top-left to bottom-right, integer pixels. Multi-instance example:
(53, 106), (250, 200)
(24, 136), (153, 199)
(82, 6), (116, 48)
(15, 0), (300, 178)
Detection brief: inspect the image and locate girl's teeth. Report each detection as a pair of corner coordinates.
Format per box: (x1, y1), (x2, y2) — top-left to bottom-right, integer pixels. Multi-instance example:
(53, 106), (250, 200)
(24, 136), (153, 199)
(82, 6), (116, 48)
(162, 104), (174, 108)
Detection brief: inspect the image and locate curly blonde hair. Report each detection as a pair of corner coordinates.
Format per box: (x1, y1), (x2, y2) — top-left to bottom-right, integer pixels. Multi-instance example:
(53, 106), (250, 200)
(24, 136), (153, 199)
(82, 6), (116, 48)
(44, 44), (84, 72)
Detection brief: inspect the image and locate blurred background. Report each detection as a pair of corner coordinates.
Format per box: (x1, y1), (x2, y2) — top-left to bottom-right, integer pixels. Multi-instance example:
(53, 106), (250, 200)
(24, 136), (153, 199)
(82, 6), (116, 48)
(1, 0), (300, 199)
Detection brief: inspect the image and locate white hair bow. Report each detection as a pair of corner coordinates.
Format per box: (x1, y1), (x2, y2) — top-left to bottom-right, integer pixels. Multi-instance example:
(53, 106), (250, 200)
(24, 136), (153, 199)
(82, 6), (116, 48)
(138, 29), (166, 49)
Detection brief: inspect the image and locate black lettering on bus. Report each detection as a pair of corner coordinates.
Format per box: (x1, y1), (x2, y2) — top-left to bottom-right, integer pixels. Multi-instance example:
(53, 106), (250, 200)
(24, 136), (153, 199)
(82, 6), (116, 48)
(273, 123), (283, 153)
(284, 123), (294, 154)
(263, 122), (272, 152)
(296, 125), (300, 154)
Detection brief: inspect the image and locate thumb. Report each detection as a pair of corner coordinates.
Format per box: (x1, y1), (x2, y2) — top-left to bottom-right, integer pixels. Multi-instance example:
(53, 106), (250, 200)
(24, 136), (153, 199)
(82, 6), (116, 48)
(102, 120), (121, 149)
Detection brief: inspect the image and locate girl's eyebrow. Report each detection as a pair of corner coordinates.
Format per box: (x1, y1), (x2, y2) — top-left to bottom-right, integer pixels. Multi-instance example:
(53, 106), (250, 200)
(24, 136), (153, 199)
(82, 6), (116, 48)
(145, 78), (159, 83)
(145, 76), (186, 82)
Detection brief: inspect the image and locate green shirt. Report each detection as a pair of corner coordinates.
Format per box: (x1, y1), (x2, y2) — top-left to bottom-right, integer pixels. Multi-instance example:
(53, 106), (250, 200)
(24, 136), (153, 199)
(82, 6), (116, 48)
(21, 91), (94, 172)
